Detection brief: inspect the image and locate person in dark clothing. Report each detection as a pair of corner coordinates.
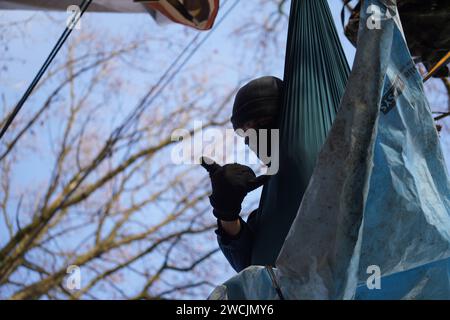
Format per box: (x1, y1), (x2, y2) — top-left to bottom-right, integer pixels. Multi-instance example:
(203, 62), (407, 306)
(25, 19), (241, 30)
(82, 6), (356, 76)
(201, 76), (283, 272)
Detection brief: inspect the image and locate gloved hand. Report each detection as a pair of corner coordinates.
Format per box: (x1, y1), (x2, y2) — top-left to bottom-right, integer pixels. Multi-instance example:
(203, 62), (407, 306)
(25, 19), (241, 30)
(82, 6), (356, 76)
(201, 157), (269, 221)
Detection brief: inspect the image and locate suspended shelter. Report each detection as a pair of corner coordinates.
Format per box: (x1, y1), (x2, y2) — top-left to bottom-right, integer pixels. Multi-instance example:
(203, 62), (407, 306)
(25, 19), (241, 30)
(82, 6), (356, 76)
(210, 0), (450, 300)
(249, 0), (350, 268)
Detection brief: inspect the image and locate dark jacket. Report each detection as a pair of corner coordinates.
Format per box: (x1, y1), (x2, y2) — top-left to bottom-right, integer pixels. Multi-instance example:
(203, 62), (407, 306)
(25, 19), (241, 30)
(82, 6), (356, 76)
(215, 172), (302, 273)
(215, 210), (259, 272)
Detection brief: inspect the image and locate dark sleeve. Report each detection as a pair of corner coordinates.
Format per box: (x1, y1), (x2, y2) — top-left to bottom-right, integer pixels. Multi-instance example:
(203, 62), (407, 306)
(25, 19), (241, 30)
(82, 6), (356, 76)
(215, 210), (259, 273)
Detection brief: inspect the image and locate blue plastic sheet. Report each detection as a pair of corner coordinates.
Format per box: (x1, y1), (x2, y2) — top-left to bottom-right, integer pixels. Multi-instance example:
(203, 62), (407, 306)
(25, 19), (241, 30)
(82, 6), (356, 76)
(209, 0), (450, 300)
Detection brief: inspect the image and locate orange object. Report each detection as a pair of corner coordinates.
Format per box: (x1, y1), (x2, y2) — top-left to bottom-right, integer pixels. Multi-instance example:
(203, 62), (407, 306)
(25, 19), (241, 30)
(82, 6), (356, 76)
(139, 0), (220, 30)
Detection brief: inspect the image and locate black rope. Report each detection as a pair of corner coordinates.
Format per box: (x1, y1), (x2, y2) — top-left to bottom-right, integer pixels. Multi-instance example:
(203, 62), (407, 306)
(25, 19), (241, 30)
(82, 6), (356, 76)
(0, 0), (93, 141)
(341, 0), (352, 30)
(266, 266), (285, 300)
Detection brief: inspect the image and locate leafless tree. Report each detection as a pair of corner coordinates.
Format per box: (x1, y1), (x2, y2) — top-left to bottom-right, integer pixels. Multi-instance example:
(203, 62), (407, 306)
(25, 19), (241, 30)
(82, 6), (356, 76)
(0, 1), (288, 300)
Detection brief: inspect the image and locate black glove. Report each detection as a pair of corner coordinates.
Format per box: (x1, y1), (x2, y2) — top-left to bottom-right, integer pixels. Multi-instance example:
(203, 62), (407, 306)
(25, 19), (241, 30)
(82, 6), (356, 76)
(201, 157), (269, 221)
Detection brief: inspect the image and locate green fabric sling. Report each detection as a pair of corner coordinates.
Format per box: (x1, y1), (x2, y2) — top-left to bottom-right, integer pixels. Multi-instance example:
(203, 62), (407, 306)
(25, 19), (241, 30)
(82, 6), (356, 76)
(251, 0), (350, 266)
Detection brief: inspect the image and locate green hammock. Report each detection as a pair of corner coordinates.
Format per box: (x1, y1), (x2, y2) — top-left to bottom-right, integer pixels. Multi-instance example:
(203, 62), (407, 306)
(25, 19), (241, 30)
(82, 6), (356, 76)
(251, 0), (350, 266)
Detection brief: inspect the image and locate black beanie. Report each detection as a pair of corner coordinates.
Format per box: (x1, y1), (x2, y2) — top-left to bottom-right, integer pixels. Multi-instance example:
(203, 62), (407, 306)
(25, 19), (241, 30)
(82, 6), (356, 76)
(231, 76), (283, 130)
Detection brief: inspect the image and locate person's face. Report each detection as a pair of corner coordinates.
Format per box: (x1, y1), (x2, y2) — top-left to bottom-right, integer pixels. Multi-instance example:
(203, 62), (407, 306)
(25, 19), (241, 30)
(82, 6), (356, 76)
(236, 116), (278, 160)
